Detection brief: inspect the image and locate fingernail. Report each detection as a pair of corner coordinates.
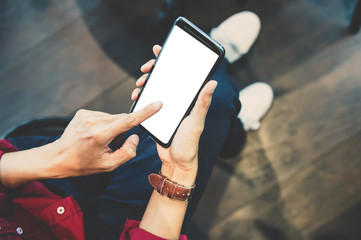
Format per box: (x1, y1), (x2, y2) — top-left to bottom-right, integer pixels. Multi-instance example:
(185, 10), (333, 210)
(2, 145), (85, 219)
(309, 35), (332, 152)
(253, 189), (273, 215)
(136, 78), (142, 86)
(209, 81), (218, 93)
(152, 101), (163, 110)
(130, 135), (139, 145)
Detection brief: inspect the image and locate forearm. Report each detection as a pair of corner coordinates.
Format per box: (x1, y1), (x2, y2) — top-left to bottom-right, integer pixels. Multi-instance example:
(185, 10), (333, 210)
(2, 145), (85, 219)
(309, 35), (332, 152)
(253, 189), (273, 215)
(140, 163), (197, 239)
(0, 141), (61, 188)
(140, 190), (189, 239)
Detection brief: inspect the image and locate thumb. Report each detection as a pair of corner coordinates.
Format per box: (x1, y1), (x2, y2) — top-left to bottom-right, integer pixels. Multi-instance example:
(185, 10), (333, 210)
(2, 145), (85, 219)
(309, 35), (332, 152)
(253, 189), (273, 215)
(111, 134), (139, 166)
(190, 80), (218, 125)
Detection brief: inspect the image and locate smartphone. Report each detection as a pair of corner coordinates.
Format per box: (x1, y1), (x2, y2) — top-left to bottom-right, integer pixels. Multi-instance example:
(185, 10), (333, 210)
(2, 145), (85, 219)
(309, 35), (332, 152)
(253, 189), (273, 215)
(130, 17), (225, 147)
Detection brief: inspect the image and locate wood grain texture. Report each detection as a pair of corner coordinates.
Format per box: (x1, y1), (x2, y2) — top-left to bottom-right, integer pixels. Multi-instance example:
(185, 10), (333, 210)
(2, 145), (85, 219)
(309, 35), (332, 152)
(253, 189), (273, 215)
(217, 30), (361, 183)
(260, 40), (361, 181)
(192, 131), (278, 232)
(230, 0), (355, 84)
(0, 0), (101, 70)
(0, 4), (125, 134)
(215, 34), (361, 182)
(207, 131), (361, 240)
(83, 76), (135, 114)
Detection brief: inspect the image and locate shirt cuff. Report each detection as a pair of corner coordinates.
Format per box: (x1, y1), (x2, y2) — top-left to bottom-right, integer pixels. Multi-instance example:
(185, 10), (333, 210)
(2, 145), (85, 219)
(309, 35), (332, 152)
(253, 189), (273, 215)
(119, 219), (187, 240)
(0, 139), (19, 191)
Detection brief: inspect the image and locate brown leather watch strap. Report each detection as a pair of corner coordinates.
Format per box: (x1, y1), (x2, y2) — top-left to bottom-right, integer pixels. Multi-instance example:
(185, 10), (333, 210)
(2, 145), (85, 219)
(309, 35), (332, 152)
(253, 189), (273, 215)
(148, 173), (195, 202)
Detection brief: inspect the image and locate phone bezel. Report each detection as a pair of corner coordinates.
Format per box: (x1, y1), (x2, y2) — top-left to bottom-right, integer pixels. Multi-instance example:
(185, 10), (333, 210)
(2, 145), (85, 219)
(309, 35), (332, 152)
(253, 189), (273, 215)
(129, 16), (225, 147)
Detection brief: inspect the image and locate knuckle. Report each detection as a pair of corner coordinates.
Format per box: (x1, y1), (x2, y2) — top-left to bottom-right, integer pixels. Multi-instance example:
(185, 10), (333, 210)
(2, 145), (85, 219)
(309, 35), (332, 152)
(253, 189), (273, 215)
(202, 96), (212, 109)
(124, 146), (136, 158)
(75, 109), (87, 117)
(132, 88), (140, 96)
(117, 113), (128, 122)
(74, 118), (98, 135)
(83, 117), (97, 128)
(78, 127), (105, 143)
(141, 73), (148, 79)
(100, 162), (113, 172)
(125, 114), (136, 124)
(91, 133), (103, 143)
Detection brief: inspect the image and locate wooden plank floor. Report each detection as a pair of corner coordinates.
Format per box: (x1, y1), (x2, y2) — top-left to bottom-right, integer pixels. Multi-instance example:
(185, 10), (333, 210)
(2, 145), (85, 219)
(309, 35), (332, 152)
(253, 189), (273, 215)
(1, 0), (361, 239)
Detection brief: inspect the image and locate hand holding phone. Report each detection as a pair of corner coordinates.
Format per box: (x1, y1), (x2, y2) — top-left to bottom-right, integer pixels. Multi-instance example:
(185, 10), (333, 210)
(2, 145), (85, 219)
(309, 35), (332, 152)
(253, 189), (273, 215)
(133, 48), (218, 184)
(130, 17), (224, 148)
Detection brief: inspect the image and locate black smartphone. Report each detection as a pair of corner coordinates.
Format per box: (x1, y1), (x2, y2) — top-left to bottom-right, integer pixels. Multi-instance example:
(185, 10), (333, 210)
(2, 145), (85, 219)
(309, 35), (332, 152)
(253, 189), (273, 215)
(130, 17), (225, 147)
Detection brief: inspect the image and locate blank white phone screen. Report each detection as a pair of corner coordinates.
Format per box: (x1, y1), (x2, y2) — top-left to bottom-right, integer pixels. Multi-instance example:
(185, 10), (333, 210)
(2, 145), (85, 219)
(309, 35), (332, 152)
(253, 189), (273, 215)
(133, 25), (219, 144)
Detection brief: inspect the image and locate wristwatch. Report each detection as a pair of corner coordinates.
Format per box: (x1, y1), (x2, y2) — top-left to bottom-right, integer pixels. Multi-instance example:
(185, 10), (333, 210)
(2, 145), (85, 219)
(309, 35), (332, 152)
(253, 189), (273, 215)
(148, 172), (195, 202)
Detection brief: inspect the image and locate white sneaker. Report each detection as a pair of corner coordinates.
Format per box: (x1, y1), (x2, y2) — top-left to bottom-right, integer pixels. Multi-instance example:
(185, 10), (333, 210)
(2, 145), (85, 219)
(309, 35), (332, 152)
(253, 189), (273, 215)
(238, 82), (273, 131)
(210, 11), (261, 64)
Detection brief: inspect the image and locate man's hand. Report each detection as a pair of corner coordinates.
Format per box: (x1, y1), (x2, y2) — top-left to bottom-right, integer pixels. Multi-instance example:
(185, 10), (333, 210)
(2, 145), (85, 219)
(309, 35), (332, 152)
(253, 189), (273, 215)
(52, 102), (162, 177)
(133, 45), (217, 186)
(0, 102), (162, 188)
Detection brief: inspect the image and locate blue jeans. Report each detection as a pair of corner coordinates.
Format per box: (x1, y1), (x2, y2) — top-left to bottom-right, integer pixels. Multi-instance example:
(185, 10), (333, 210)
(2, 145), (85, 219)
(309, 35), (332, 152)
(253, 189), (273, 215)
(9, 60), (246, 240)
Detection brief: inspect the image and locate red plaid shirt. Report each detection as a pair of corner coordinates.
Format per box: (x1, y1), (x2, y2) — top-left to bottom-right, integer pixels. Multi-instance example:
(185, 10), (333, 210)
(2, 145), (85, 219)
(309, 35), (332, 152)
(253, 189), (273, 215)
(0, 139), (187, 240)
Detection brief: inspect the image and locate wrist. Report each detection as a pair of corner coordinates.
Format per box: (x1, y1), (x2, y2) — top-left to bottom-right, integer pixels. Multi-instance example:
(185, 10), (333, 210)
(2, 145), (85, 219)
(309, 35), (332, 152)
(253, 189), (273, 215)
(44, 140), (73, 178)
(0, 141), (66, 188)
(160, 161), (198, 186)
(140, 190), (187, 239)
